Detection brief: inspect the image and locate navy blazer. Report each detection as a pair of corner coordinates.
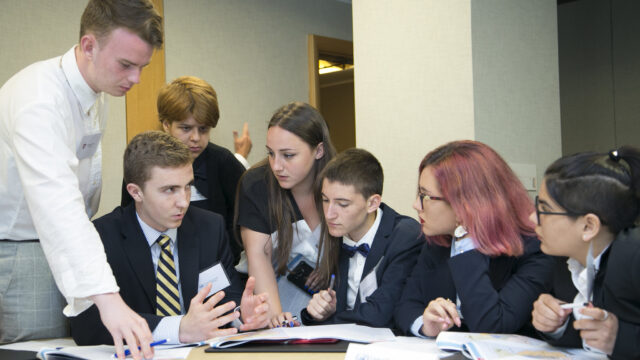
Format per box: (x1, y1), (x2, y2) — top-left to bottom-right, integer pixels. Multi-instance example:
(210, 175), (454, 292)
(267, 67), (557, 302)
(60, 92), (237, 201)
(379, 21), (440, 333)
(395, 235), (554, 336)
(70, 204), (244, 345)
(301, 203), (422, 328)
(545, 227), (640, 359)
(121, 142), (246, 261)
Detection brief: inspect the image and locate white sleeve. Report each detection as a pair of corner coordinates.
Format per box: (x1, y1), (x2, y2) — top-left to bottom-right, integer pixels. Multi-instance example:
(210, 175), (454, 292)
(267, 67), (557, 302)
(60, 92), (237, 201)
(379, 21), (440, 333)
(234, 153), (250, 170)
(410, 316), (431, 338)
(10, 101), (118, 316)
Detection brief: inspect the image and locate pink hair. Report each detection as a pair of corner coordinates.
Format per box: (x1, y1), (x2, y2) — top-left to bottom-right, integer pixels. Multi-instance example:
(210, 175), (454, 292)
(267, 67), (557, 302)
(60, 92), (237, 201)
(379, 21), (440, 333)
(419, 140), (535, 257)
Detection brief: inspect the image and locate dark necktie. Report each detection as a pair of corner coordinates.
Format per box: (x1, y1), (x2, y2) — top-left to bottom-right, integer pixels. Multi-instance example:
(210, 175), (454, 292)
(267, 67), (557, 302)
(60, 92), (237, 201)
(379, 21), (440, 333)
(342, 242), (370, 258)
(155, 235), (181, 316)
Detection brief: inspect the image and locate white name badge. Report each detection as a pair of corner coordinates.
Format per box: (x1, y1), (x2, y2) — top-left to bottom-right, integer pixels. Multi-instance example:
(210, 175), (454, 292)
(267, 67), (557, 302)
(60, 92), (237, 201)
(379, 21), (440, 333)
(359, 256), (384, 303)
(198, 262), (231, 298)
(77, 133), (102, 159)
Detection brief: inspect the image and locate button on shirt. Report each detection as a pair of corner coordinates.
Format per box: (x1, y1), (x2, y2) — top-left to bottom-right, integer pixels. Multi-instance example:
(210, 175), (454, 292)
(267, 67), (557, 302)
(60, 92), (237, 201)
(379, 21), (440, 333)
(0, 46), (117, 315)
(136, 215), (184, 343)
(343, 208), (382, 310)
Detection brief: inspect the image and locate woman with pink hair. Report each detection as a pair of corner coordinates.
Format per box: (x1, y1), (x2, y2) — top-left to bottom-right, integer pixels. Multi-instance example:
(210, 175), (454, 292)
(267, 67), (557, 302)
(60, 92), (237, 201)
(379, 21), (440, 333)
(395, 140), (554, 337)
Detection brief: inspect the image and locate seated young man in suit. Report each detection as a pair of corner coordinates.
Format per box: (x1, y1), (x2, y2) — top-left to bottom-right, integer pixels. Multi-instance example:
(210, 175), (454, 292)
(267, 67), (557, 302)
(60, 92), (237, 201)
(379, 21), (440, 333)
(71, 131), (269, 345)
(298, 148), (423, 327)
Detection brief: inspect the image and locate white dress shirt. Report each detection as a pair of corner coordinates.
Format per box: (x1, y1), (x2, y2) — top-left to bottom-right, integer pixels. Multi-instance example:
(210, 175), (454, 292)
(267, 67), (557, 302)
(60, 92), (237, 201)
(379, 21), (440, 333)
(136, 214), (183, 344)
(343, 208), (382, 310)
(0, 46), (118, 316)
(545, 246), (609, 340)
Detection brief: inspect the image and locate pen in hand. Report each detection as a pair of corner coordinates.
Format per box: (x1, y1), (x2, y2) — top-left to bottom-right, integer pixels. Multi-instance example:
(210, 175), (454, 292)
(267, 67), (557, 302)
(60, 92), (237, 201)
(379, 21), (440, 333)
(329, 274), (335, 291)
(114, 338), (168, 358)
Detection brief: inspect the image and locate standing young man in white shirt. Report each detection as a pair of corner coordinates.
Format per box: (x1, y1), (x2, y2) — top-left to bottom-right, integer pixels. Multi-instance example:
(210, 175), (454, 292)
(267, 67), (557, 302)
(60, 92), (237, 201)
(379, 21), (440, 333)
(0, 1), (162, 358)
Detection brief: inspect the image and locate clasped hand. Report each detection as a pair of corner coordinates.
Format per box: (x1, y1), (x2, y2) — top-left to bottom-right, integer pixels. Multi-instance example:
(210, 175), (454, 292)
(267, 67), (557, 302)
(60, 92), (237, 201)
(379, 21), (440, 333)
(421, 297), (462, 337)
(532, 293), (618, 355)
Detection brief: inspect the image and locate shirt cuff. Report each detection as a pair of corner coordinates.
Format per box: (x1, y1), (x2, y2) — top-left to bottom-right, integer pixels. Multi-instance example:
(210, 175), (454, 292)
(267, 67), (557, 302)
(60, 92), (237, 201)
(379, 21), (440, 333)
(410, 316), (431, 339)
(544, 318), (569, 340)
(234, 153), (250, 169)
(153, 315), (183, 344)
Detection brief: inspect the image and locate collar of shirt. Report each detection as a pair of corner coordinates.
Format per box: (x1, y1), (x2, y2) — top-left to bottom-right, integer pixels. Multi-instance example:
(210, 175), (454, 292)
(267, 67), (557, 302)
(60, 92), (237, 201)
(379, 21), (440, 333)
(343, 208), (383, 310)
(343, 207), (383, 249)
(450, 236), (476, 257)
(60, 46), (99, 115)
(136, 213), (178, 248)
(566, 243), (610, 302)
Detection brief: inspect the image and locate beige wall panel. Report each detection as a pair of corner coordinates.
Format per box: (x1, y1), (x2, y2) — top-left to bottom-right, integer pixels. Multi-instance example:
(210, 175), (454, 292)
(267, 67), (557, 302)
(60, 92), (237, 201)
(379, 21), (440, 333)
(353, 0), (475, 218)
(472, 0), (562, 193)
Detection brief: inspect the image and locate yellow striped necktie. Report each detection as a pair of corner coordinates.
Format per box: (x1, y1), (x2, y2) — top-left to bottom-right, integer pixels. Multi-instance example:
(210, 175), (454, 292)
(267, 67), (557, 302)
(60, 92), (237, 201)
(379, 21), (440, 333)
(155, 235), (181, 316)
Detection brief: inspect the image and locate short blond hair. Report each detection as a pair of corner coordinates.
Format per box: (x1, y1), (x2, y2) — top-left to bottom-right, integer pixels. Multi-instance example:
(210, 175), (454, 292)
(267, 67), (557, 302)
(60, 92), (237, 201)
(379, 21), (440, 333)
(157, 76), (219, 128)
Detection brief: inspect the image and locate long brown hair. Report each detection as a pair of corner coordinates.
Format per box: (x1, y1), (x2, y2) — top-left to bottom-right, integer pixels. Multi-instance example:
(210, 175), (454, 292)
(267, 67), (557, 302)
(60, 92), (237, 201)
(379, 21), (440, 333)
(234, 102), (336, 275)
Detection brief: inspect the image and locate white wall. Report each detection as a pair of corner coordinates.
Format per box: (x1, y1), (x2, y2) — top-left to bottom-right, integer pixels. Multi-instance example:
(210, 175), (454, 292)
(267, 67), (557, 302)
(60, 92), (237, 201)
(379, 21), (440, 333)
(353, 0), (476, 217)
(164, 0), (353, 166)
(472, 0), (562, 193)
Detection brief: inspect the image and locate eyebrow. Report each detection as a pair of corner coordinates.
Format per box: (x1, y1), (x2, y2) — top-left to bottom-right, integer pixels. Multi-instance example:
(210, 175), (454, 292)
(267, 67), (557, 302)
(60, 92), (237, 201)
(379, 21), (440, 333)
(265, 145), (295, 152)
(120, 58), (150, 68)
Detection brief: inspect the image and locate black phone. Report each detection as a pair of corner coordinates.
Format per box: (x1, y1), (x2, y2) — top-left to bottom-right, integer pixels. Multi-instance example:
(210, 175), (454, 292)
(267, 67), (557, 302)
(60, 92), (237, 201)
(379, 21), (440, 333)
(287, 260), (315, 294)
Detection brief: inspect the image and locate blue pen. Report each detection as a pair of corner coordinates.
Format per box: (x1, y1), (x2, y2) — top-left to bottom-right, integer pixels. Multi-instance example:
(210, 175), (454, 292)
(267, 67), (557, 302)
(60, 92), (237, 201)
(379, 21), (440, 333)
(329, 274), (335, 290)
(115, 338), (169, 358)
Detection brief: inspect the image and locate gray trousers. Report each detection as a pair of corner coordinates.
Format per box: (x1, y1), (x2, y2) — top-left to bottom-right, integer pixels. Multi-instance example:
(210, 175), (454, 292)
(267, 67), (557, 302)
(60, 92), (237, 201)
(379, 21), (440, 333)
(0, 241), (68, 343)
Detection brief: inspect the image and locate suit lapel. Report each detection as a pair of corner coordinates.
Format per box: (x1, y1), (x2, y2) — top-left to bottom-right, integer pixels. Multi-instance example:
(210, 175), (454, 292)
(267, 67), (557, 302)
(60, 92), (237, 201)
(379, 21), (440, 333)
(361, 207), (392, 281)
(177, 210), (198, 311)
(121, 205), (157, 307)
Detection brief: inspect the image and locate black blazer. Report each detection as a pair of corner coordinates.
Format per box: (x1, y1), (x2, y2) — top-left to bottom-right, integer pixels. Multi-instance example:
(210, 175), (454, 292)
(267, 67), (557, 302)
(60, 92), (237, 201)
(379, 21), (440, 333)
(121, 142), (246, 260)
(545, 227), (640, 359)
(395, 235), (554, 336)
(301, 203), (423, 328)
(70, 204), (244, 345)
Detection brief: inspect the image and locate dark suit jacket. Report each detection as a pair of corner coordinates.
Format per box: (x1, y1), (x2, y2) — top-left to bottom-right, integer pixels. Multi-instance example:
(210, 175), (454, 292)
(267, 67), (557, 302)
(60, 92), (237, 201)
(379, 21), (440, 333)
(545, 227), (640, 359)
(70, 204), (244, 345)
(121, 142), (246, 261)
(395, 235), (554, 336)
(300, 203), (423, 328)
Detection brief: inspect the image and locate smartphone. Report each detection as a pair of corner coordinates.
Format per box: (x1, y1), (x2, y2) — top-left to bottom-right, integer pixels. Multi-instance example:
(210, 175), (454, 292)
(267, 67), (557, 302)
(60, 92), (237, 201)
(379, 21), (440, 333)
(287, 260), (315, 294)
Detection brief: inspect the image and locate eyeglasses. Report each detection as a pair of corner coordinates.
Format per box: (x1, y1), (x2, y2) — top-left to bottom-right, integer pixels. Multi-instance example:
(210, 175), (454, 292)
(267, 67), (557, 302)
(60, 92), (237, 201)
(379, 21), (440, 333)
(418, 192), (446, 210)
(534, 195), (573, 225)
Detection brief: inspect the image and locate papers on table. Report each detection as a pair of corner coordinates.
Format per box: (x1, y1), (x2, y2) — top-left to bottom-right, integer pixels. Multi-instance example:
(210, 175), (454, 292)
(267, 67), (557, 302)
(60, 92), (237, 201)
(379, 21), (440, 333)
(345, 336), (447, 360)
(208, 323), (395, 349)
(435, 332), (608, 360)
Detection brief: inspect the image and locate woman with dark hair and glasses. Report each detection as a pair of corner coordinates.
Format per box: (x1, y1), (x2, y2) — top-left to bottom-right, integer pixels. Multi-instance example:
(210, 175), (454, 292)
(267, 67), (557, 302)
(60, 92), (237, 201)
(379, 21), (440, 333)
(395, 140), (554, 338)
(531, 147), (640, 358)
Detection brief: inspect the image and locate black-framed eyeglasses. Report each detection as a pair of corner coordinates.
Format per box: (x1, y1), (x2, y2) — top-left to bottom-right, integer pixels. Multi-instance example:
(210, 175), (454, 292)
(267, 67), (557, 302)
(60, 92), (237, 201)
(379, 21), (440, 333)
(534, 195), (573, 225)
(418, 192), (446, 210)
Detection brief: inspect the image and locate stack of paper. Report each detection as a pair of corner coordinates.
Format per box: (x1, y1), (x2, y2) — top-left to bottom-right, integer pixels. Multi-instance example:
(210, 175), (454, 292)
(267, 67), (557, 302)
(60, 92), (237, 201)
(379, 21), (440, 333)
(208, 323), (395, 349)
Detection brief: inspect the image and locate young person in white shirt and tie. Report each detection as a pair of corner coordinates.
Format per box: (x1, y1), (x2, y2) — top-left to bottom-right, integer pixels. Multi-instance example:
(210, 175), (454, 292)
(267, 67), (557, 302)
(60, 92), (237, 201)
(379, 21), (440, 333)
(71, 131), (269, 346)
(300, 148), (422, 327)
(0, 1), (162, 358)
